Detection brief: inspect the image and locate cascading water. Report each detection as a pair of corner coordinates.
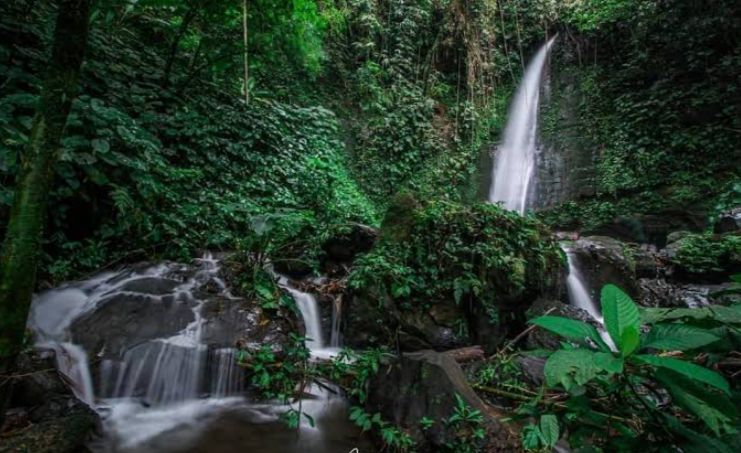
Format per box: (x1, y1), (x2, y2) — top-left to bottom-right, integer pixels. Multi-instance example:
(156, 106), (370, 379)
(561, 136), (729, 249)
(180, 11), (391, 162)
(564, 250), (603, 322)
(486, 37), (610, 336)
(28, 254), (367, 452)
(489, 36), (557, 213)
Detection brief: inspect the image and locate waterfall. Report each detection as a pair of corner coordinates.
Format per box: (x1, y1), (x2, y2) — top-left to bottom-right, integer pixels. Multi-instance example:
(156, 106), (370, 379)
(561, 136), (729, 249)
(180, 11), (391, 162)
(278, 277), (324, 350)
(564, 251), (602, 322)
(485, 37), (612, 346)
(277, 276), (342, 360)
(489, 36), (556, 213)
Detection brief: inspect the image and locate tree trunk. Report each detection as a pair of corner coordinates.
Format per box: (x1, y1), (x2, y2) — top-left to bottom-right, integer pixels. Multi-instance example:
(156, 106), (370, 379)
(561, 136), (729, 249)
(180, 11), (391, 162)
(162, 5), (198, 87)
(0, 0), (92, 426)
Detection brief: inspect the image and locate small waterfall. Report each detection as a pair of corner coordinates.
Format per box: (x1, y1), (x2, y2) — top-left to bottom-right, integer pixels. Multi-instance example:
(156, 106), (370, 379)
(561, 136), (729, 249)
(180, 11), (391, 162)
(277, 276), (343, 360)
(489, 36), (556, 213)
(564, 251), (602, 322)
(278, 277), (324, 350)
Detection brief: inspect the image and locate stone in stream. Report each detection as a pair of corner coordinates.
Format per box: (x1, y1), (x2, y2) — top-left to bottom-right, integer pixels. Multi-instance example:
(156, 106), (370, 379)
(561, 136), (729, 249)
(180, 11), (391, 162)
(365, 350), (518, 452)
(1, 351), (100, 453)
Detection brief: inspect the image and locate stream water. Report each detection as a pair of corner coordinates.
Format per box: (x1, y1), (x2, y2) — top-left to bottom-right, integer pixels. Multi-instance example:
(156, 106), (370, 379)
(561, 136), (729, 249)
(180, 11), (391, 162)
(29, 255), (373, 452)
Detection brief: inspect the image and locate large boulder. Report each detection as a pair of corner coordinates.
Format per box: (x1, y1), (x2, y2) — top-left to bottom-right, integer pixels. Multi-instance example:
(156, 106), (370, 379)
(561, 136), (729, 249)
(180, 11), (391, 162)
(365, 350), (518, 452)
(345, 198), (564, 353)
(569, 236), (644, 298)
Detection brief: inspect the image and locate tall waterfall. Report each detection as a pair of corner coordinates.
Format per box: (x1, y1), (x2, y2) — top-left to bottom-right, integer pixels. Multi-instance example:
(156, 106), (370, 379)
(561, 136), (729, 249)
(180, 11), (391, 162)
(489, 36), (556, 213)
(486, 37), (609, 338)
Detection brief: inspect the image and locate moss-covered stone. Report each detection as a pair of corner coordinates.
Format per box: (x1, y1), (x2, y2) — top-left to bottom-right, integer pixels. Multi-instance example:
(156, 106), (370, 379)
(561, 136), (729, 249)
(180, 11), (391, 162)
(346, 199), (564, 352)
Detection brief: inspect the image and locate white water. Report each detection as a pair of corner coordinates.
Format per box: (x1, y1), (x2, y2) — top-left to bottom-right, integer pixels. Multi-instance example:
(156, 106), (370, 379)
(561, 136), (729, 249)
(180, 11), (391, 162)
(489, 36), (556, 213)
(28, 254), (249, 449)
(28, 255), (357, 451)
(564, 251), (603, 322)
(277, 276), (342, 360)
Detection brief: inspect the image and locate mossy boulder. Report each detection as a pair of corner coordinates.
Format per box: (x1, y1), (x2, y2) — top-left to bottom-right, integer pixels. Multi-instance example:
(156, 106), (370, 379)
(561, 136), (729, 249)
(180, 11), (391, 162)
(345, 198), (564, 353)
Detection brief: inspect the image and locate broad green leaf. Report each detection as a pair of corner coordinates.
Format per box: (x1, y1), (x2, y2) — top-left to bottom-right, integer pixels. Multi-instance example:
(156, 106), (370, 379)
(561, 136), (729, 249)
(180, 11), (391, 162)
(593, 352), (624, 373)
(654, 369), (737, 435)
(619, 325), (640, 357)
(529, 316), (609, 351)
(601, 284), (640, 355)
(538, 414), (559, 447)
(544, 349), (620, 390)
(634, 354), (730, 394)
(641, 324), (720, 351)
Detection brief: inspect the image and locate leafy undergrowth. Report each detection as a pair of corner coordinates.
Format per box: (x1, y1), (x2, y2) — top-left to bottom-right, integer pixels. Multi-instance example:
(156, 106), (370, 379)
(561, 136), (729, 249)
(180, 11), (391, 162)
(349, 195), (564, 318)
(475, 284), (741, 452)
(0, 4), (377, 283)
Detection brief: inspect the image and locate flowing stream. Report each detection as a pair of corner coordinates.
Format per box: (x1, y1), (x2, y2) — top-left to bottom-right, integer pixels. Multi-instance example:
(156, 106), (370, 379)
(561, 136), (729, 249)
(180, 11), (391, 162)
(28, 255), (370, 452)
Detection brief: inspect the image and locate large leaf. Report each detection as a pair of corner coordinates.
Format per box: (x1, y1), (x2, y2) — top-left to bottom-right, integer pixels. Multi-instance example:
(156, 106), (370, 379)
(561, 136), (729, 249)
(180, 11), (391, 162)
(529, 316), (609, 351)
(641, 324), (720, 351)
(642, 304), (741, 325)
(544, 349), (622, 390)
(634, 354), (730, 394)
(601, 284), (641, 355)
(538, 414), (559, 448)
(654, 369), (737, 435)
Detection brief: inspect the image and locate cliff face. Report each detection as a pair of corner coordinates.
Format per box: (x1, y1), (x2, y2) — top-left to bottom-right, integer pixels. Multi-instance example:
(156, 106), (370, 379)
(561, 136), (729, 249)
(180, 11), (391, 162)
(533, 44), (598, 211)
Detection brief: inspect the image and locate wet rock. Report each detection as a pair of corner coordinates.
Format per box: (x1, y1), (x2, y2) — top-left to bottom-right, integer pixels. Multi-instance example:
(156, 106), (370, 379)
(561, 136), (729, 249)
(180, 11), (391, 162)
(119, 277), (181, 295)
(516, 356), (547, 387)
(638, 278), (740, 308)
(365, 350), (518, 452)
(200, 296), (293, 351)
(71, 293), (196, 358)
(344, 292), (469, 352)
(570, 235), (640, 297)
(321, 223), (378, 271)
(2, 352), (99, 453)
(526, 298), (598, 350)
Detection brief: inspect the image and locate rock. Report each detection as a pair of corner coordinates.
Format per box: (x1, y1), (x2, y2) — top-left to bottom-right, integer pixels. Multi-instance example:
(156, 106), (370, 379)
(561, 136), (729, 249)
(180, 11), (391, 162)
(365, 350), (518, 452)
(526, 298), (599, 350)
(200, 295), (293, 351)
(516, 356), (546, 387)
(2, 352), (99, 453)
(638, 278), (740, 308)
(321, 223), (378, 273)
(570, 235), (640, 297)
(71, 292), (196, 358)
(714, 208), (741, 234)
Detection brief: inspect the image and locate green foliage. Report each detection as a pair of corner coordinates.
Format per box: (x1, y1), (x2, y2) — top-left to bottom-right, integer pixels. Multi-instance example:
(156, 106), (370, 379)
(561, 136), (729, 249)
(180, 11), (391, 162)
(350, 199), (563, 328)
(522, 414), (559, 452)
(0, 1), (377, 282)
(444, 394), (486, 453)
(671, 232), (741, 275)
(349, 406), (416, 452)
(528, 284), (739, 450)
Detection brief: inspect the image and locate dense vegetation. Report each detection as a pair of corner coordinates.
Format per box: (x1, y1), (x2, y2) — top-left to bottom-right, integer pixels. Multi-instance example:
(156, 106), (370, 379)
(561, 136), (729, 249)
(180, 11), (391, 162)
(1, 0), (739, 452)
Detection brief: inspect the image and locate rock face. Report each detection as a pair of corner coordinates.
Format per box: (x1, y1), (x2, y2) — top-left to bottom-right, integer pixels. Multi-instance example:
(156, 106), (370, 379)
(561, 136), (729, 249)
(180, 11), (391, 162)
(321, 223), (378, 276)
(566, 234), (739, 308)
(365, 350), (518, 452)
(1, 352), (100, 453)
(568, 235), (643, 301)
